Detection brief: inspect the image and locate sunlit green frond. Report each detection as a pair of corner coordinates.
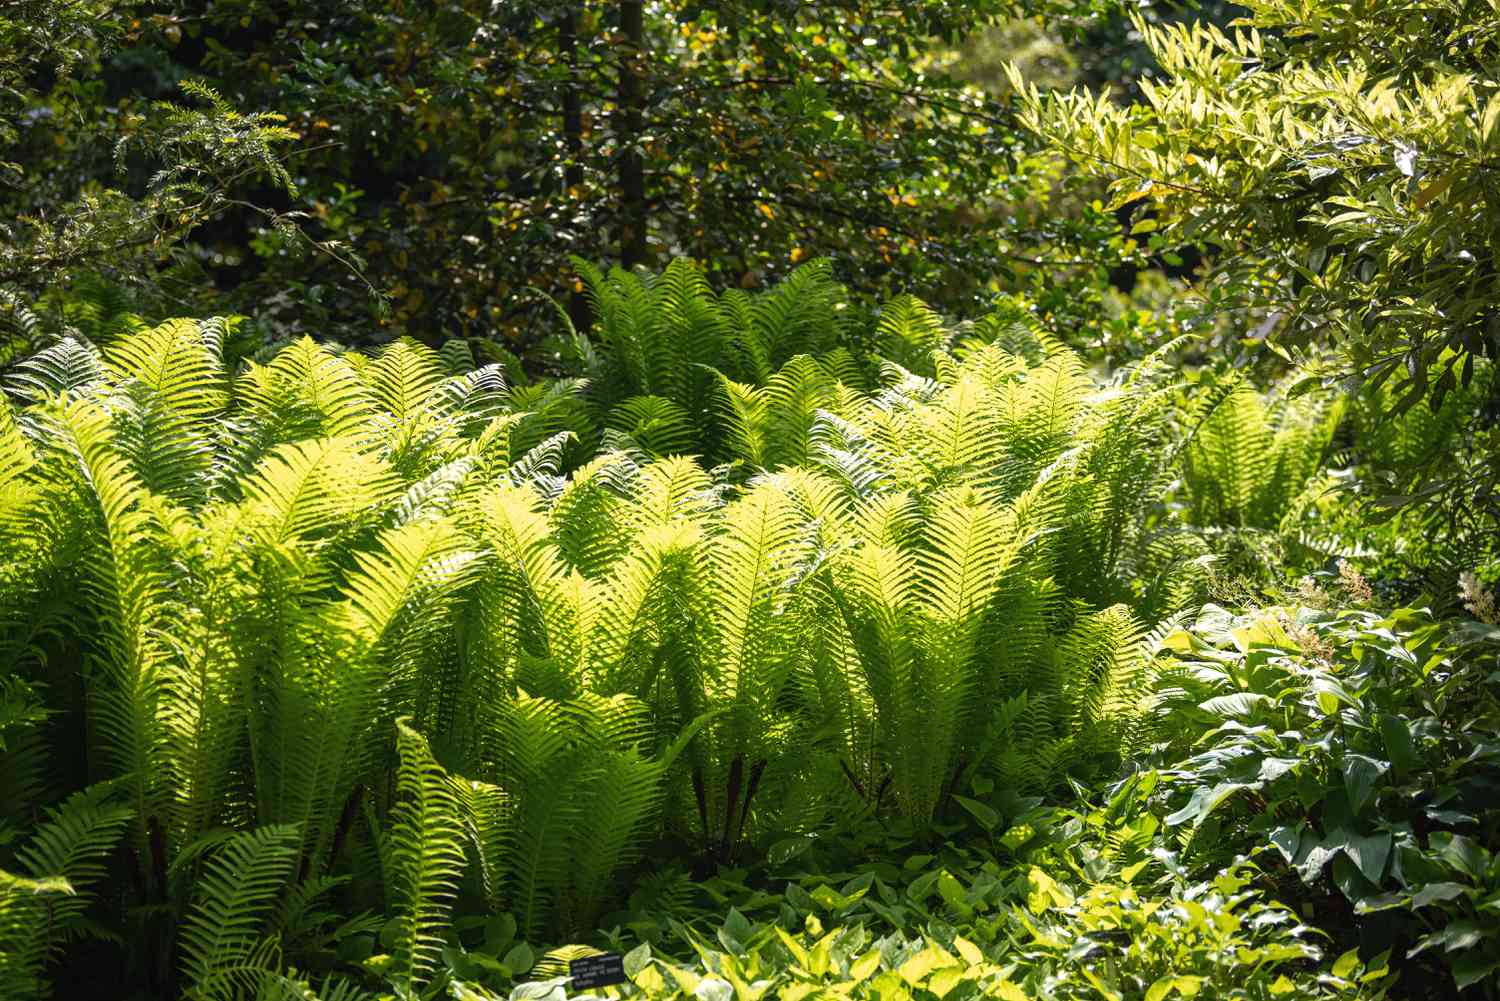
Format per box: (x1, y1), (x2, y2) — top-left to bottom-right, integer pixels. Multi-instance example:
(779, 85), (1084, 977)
(240, 437), (398, 543)
(491, 694), (577, 938)
(807, 410), (888, 499)
(548, 451), (637, 578)
(368, 338), (446, 420)
(239, 337), (377, 439)
(386, 722), (466, 996)
(47, 397), (174, 832)
(877, 295), (949, 376)
(104, 317), (228, 421)
(743, 258), (847, 379)
(607, 395), (695, 458)
(625, 456), (715, 528)
(2, 789), (131, 997)
(1058, 604), (1152, 766)
(917, 486), (1017, 625)
(4, 336), (107, 403)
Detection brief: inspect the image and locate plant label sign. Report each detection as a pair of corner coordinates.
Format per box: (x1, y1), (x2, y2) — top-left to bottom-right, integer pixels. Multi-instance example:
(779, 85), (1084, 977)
(569, 952), (627, 989)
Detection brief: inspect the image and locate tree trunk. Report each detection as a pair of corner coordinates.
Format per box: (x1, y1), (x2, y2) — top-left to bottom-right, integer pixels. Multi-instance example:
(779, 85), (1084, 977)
(617, 0), (647, 270)
(560, 8), (592, 333)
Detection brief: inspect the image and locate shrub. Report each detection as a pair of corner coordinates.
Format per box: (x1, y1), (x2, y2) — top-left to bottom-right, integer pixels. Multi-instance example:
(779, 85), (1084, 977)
(1147, 603), (1500, 992)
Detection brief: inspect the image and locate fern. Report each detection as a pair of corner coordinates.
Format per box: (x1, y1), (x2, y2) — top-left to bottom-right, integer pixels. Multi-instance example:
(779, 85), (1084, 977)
(876, 294), (950, 376)
(177, 824), (301, 1000)
(4, 335), (106, 403)
(385, 721), (466, 997)
(0, 788), (131, 999)
(607, 395), (695, 458)
(0, 272), (1254, 989)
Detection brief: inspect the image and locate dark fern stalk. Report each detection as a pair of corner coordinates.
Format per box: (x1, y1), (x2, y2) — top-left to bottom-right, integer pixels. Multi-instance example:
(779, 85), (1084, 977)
(720, 754), (744, 862)
(691, 766), (709, 844)
(731, 758), (766, 858)
(326, 783), (365, 873)
(839, 758), (866, 799)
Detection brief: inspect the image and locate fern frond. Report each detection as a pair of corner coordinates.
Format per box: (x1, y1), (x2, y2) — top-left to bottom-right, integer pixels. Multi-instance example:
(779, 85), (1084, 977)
(240, 437), (398, 543)
(807, 410), (887, 499)
(237, 337), (376, 440)
(548, 452), (635, 578)
(4, 336), (106, 403)
(1058, 604), (1152, 766)
(178, 823), (301, 1001)
(742, 258), (847, 379)
(625, 456), (715, 528)
(1, 789), (131, 996)
(917, 486), (1017, 625)
(491, 695), (577, 938)
(387, 721), (466, 995)
(368, 338), (446, 420)
(104, 317), (228, 421)
(606, 395), (695, 458)
(47, 397), (174, 833)
(876, 295), (949, 376)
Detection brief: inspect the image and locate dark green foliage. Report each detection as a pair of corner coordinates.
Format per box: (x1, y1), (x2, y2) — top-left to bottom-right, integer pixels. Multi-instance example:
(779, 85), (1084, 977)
(1148, 604), (1500, 992)
(1016, 0), (1500, 532)
(1, 251), (1492, 1000)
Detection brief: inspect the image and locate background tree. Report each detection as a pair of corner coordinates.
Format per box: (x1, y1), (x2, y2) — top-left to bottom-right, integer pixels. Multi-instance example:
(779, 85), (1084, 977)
(1011, 0), (1500, 527)
(0, 1), (310, 364)
(92, 0), (1133, 348)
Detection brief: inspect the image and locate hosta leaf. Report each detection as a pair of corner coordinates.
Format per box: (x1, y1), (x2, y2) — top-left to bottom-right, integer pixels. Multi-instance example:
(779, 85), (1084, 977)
(1410, 882), (1468, 909)
(1258, 757), (1300, 782)
(1340, 754), (1389, 814)
(1341, 832), (1392, 884)
(1200, 692), (1270, 718)
(1269, 824), (1303, 864)
(928, 966), (966, 998)
(849, 949), (882, 982)
(1432, 833), (1488, 881)
(1453, 950), (1500, 990)
(952, 795), (1000, 831)
(1165, 782), (1251, 828)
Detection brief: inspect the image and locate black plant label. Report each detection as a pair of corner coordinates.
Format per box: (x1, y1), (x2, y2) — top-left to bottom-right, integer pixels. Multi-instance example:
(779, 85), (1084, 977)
(569, 952), (627, 989)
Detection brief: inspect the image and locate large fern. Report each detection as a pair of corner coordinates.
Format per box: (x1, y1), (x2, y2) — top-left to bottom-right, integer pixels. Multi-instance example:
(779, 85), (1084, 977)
(0, 788), (131, 999)
(177, 823), (301, 1000)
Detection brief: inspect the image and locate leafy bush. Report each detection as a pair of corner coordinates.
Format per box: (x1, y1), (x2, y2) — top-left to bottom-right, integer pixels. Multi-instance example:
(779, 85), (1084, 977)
(1011, 0), (1500, 533)
(1148, 603), (1500, 991)
(1, 254), (1484, 999)
(1179, 377), (1342, 532)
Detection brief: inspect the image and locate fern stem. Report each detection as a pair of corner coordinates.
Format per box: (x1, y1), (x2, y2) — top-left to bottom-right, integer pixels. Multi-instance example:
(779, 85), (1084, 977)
(720, 754), (744, 861)
(732, 758), (766, 858)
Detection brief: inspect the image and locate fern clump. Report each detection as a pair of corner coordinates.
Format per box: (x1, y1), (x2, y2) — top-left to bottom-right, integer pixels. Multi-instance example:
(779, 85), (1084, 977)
(0, 272), (1232, 995)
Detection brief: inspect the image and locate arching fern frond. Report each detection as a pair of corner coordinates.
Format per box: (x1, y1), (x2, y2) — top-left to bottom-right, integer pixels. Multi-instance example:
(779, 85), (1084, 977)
(1, 788), (131, 998)
(178, 823), (301, 1001)
(386, 721), (466, 997)
(5, 336), (106, 404)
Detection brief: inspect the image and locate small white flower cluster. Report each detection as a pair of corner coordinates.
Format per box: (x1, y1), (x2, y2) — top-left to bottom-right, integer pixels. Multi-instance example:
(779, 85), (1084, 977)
(1459, 571), (1499, 625)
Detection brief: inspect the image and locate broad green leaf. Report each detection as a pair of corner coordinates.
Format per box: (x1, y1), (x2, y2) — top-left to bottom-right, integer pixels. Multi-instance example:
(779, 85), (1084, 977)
(1341, 754), (1389, 814)
(503, 942), (535, 976)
